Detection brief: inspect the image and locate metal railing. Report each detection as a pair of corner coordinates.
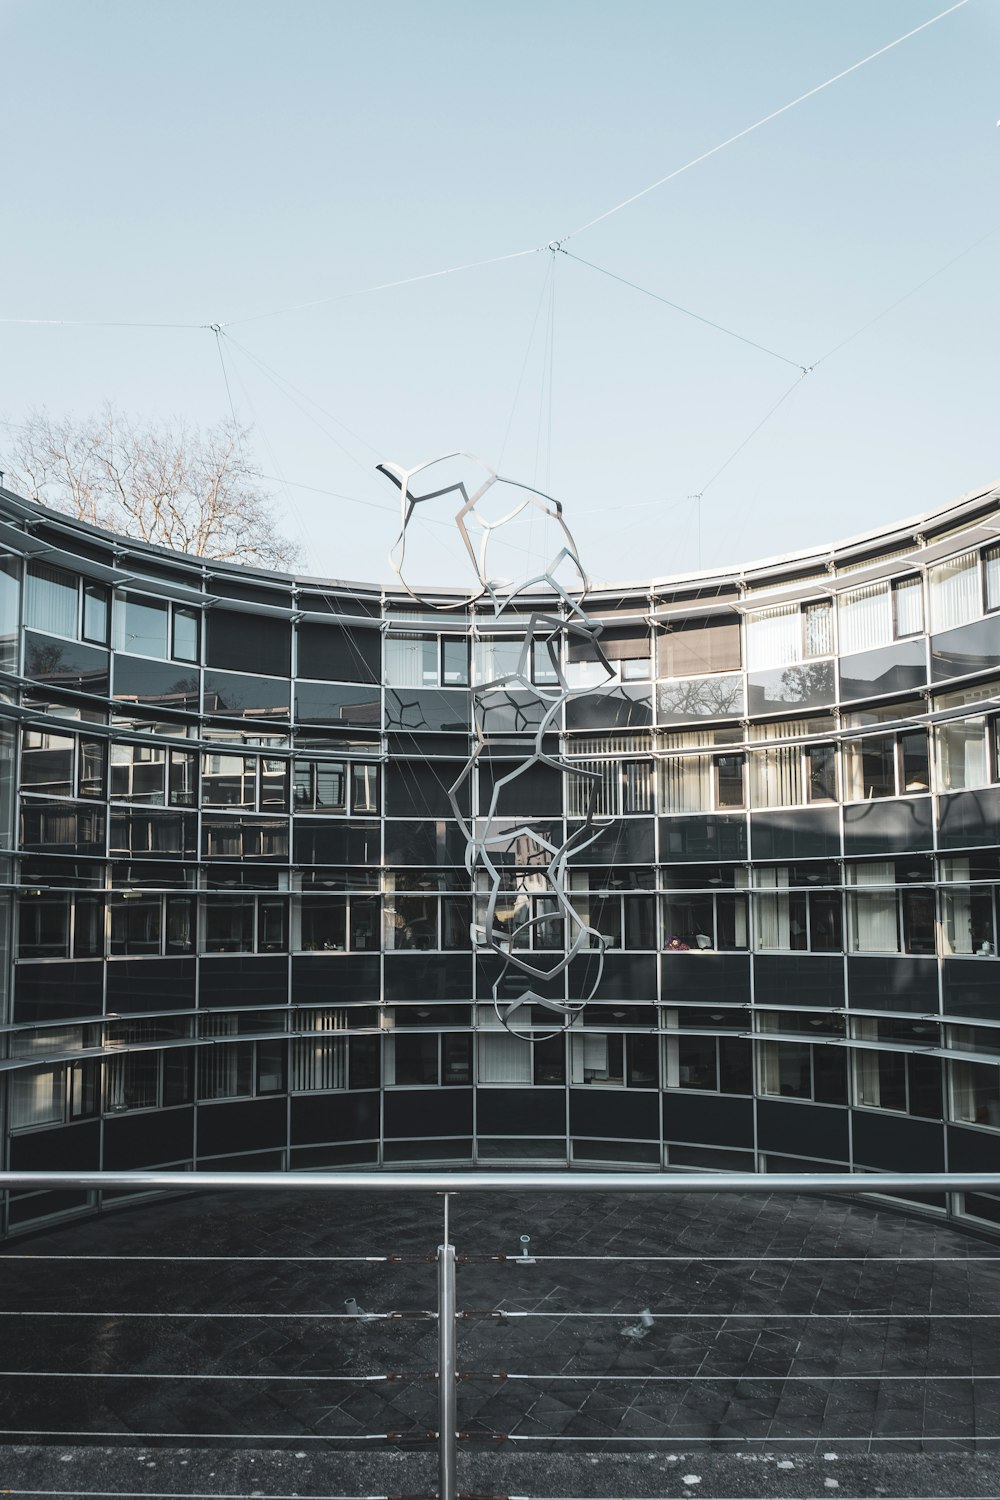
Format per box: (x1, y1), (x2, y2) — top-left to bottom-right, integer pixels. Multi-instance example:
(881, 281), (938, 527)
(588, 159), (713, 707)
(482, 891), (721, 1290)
(4, 1168), (1000, 1500)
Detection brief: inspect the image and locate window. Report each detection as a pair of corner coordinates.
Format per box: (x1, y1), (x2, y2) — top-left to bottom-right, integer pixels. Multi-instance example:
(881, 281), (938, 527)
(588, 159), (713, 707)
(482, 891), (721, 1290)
(745, 601), (834, 671)
(746, 605), (801, 670)
(570, 1030), (658, 1088)
(385, 633), (468, 687)
(25, 563), (78, 638)
(893, 577), (924, 637)
(749, 719), (837, 808)
(845, 860), (933, 954)
(752, 865), (841, 952)
(22, 729), (106, 801)
(195, 1013), (283, 1101)
(940, 857), (997, 956)
(567, 758), (653, 818)
(291, 1008), (348, 1091)
(659, 731), (747, 813)
(950, 1058), (1000, 1127)
(83, 584), (111, 645)
(111, 743), (167, 804)
(936, 717), (990, 791)
(383, 1009), (472, 1086)
(658, 618), (741, 678)
(202, 752), (288, 812)
(853, 1017), (941, 1117)
(664, 1009), (751, 1093)
(804, 602), (833, 658)
(203, 895), (287, 953)
(838, 583), (893, 655)
(843, 725), (929, 800)
(933, 684), (998, 791)
(291, 1010), (378, 1092)
(929, 551), (980, 633)
(172, 608), (199, 662)
(14, 1055), (92, 1131)
(476, 1005), (564, 1085)
(10, 1066), (68, 1129)
(293, 759), (379, 814)
(570, 874), (656, 951)
(115, 596), (202, 661)
(758, 1029), (846, 1104)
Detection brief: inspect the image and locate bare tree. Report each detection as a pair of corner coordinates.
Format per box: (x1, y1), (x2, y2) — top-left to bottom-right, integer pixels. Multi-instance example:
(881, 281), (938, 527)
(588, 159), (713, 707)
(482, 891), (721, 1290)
(4, 406), (300, 570)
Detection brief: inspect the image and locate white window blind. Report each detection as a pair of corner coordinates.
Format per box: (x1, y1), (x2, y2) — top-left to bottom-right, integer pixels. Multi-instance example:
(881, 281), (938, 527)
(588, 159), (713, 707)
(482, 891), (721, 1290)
(292, 1009), (348, 1091)
(986, 547), (1000, 613)
(477, 1007), (531, 1084)
(848, 862), (898, 952)
(750, 745), (803, 808)
(659, 752), (712, 813)
(745, 605), (801, 670)
(754, 866), (790, 950)
(929, 551), (980, 634)
(894, 577), (924, 637)
(838, 582), (892, 655)
(935, 718), (989, 791)
(9, 1068), (64, 1129)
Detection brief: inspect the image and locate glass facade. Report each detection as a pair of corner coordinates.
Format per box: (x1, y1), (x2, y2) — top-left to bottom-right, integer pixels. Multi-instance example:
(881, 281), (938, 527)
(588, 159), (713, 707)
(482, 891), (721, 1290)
(3, 482), (1000, 1233)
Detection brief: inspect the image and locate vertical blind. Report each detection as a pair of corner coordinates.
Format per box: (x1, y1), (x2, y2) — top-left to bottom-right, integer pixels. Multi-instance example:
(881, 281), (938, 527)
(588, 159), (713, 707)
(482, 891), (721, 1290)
(745, 605), (801, 670)
(929, 551), (980, 634)
(838, 582), (893, 656)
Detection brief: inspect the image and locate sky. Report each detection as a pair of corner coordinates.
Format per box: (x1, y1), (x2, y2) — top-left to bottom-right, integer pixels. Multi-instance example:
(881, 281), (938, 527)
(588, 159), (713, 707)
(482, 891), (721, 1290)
(1, 0), (998, 592)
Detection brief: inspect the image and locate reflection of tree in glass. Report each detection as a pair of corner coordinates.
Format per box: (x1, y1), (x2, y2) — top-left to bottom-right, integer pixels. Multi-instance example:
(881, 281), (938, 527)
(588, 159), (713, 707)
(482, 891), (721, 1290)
(658, 677), (744, 717)
(776, 663), (834, 705)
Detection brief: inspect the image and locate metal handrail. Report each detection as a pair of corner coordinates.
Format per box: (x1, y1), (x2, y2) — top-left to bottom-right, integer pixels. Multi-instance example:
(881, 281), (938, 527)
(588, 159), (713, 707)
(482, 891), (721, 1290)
(4, 1168), (1000, 1500)
(3, 1168), (1000, 1194)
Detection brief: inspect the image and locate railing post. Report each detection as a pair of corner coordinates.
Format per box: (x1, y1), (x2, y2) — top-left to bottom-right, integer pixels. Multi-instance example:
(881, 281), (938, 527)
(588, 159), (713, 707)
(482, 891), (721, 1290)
(437, 1210), (457, 1500)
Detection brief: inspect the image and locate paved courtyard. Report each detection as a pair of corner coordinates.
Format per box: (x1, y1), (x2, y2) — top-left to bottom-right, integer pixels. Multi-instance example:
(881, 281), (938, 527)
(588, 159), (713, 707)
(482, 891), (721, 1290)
(2, 1180), (1000, 1493)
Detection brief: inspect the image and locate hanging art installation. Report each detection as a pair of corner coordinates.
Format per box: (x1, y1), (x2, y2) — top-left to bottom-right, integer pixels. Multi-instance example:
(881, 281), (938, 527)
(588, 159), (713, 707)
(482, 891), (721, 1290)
(378, 452), (612, 1038)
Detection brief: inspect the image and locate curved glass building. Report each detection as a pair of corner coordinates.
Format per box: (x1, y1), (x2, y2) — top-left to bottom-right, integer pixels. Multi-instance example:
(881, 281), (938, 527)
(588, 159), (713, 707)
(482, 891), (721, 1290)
(2, 478), (1000, 1235)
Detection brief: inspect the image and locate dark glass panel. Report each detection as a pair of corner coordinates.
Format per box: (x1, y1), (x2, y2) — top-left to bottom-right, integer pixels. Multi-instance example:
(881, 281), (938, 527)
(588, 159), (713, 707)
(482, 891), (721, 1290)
(839, 640), (926, 701)
(296, 683), (381, 728)
(568, 818), (655, 864)
(296, 621), (380, 684)
(384, 688), (468, 734)
(843, 797), (934, 855)
(206, 610), (291, 676)
(747, 662), (835, 716)
(14, 961), (103, 1023)
(385, 761), (468, 819)
(295, 819), (381, 865)
(204, 670), (290, 722)
(25, 633), (109, 696)
(931, 615), (1000, 682)
(660, 953), (750, 1006)
(113, 654), (199, 711)
(657, 676), (744, 724)
(479, 761), (562, 817)
(938, 789), (1000, 851)
(750, 808), (840, 861)
(847, 955), (938, 1012)
(106, 957), (196, 1014)
(658, 815), (746, 862)
(565, 686), (652, 731)
(382, 820), (466, 866)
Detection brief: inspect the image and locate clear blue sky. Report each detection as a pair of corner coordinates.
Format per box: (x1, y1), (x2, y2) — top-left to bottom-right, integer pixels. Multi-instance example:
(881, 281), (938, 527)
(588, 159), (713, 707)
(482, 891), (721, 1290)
(1, 0), (997, 590)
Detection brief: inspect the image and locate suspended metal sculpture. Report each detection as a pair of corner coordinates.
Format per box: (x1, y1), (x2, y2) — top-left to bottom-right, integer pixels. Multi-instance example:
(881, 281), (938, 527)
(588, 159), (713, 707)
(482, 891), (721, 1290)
(378, 452), (612, 1039)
